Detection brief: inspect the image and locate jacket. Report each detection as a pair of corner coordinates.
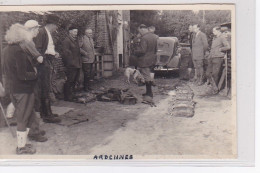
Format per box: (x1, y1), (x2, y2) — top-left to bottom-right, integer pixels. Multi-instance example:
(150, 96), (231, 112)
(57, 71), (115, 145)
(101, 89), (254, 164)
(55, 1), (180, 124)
(62, 35), (82, 68)
(135, 32), (158, 68)
(33, 27), (49, 55)
(2, 44), (37, 93)
(79, 35), (95, 63)
(19, 40), (41, 66)
(192, 31), (208, 60)
(209, 34), (230, 58)
(189, 32), (194, 49)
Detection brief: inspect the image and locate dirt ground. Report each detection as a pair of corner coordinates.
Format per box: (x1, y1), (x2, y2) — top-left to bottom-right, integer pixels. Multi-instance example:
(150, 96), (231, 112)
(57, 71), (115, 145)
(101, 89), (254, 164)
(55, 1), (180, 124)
(0, 70), (236, 159)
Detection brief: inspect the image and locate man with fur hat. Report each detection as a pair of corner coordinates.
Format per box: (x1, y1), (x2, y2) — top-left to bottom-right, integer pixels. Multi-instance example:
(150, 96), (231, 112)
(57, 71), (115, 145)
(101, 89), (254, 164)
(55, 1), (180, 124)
(3, 23), (40, 154)
(34, 14), (61, 123)
(62, 26), (82, 101)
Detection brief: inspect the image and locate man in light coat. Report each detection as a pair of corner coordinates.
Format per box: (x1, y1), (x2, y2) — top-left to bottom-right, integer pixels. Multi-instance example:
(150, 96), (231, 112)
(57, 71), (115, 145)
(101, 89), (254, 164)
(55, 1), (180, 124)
(192, 24), (208, 85)
(79, 28), (95, 91)
(206, 26), (230, 94)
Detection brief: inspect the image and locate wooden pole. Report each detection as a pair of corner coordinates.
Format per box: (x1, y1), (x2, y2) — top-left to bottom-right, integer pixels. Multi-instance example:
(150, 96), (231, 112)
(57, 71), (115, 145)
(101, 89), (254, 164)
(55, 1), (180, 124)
(0, 13), (3, 77)
(202, 10), (205, 23)
(224, 52), (228, 96)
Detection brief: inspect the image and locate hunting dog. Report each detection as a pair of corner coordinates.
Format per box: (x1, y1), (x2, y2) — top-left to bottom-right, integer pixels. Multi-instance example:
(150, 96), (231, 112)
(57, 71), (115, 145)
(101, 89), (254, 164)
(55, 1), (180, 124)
(124, 67), (145, 85)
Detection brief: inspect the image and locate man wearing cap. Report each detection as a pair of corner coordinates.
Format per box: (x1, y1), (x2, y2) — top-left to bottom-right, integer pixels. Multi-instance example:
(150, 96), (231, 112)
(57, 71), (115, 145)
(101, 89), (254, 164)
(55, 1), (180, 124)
(21, 20), (48, 142)
(62, 26), (82, 101)
(34, 15), (61, 123)
(79, 28), (95, 92)
(147, 26), (159, 86)
(21, 20), (43, 64)
(134, 24), (157, 101)
(206, 26), (230, 94)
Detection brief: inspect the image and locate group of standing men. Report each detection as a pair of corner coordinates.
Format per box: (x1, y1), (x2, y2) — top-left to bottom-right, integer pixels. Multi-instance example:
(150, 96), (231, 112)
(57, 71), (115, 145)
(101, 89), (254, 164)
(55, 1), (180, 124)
(1, 14), (96, 154)
(132, 22), (231, 99)
(188, 23), (230, 94)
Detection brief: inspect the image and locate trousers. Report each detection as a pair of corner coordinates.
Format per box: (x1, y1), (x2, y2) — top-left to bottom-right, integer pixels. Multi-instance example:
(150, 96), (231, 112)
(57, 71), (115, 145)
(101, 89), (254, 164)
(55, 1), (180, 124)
(11, 93), (36, 131)
(139, 67), (152, 82)
(36, 55), (55, 117)
(193, 59), (204, 78)
(64, 68), (80, 100)
(206, 57), (223, 84)
(37, 55), (54, 100)
(82, 63), (93, 89)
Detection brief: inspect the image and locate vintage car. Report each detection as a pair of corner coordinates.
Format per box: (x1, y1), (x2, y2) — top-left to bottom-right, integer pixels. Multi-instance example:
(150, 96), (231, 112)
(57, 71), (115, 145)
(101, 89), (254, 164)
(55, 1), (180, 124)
(154, 37), (192, 75)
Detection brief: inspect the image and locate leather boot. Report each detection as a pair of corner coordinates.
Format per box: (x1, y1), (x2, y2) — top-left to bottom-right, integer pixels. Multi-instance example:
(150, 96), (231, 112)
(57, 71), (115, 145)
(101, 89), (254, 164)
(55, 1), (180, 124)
(142, 82), (149, 96)
(28, 126), (47, 142)
(142, 82), (153, 98)
(146, 81), (153, 97)
(28, 133), (48, 142)
(84, 77), (91, 92)
(45, 99), (59, 117)
(42, 99), (61, 124)
(64, 83), (73, 101)
(40, 99), (46, 118)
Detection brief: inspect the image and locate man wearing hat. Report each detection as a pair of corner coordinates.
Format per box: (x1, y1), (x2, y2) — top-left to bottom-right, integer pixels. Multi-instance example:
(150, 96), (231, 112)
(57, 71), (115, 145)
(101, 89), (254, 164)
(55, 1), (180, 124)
(134, 24), (158, 102)
(79, 28), (95, 92)
(34, 15), (61, 123)
(147, 26), (159, 86)
(62, 26), (82, 101)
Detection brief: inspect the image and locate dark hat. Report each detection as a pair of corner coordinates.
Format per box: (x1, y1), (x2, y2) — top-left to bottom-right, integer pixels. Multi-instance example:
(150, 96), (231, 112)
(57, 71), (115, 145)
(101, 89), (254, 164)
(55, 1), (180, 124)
(138, 24), (147, 29)
(69, 25), (78, 31)
(46, 15), (60, 25)
(220, 22), (231, 29)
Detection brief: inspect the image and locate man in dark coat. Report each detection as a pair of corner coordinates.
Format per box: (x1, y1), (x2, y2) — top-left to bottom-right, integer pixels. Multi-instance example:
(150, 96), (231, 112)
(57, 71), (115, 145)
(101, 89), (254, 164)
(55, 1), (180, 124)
(3, 23), (39, 154)
(3, 43), (38, 154)
(34, 15), (61, 123)
(148, 26), (159, 86)
(192, 24), (208, 85)
(187, 24), (195, 81)
(134, 24), (157, 100)
(62, 26), (82, 101)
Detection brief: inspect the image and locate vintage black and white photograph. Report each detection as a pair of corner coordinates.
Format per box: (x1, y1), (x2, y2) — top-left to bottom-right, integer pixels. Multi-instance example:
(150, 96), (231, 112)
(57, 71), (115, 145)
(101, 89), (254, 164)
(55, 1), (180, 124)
(0, 5), (236, 160)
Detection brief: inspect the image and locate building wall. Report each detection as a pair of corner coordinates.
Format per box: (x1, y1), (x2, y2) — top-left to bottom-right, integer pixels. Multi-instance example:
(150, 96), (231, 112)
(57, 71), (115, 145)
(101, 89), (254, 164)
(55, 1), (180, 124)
(122, 10), (131, 67)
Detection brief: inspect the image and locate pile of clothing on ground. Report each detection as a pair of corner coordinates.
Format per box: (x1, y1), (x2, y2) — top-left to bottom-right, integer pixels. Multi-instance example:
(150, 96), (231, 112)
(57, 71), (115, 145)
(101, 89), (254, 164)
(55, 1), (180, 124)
(96, 88), (137, 105)
(73, 92), (97, 104)
(168, 85), (196, 118)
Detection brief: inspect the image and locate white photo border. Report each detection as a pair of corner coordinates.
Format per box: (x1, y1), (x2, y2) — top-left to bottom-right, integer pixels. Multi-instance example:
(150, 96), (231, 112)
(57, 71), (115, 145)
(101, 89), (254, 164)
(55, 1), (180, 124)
(0, 0), (256, 168)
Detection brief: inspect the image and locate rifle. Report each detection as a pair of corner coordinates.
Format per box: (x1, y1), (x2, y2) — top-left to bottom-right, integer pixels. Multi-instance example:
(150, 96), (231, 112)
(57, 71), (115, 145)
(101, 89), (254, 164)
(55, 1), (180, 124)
(0, 102), (15, 137)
